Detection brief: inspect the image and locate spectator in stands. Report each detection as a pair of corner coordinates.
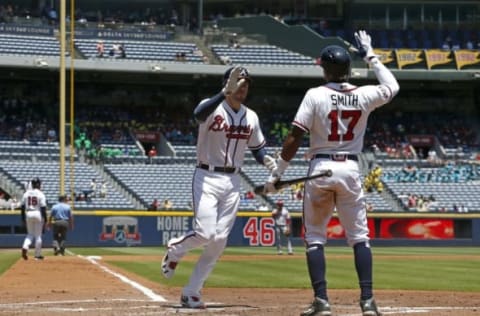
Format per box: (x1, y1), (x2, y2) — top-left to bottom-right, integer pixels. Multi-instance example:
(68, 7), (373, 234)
(229, 33), (240, 49)
(96, 40), (104, 57)
(119, 43), (126, 58)
(90, 178), (97, 198)
(47, 127), (56, 142)
(99, 180), (107, 198)
(441, 36), (452, 50)
(401, 164), (417, 182)
(9, 196), (19, 210)
(451, 41), (461, 51)
(149, 199), (159, 211)
(245, 190), (255, 199)
(109, 43), (119, 57)
(148, 145), (157, 164)
(416, 195), (428, 212)
(427, 148), (441, 165)
(458, 204), (469, 213)
(408, 194), (417, 208)
(0, 192), (9, 210)
(74, 192), (85, 202)
(366, 202), (374, 212)
(163, 198), (173, 210)
(427, 196), (438, 212)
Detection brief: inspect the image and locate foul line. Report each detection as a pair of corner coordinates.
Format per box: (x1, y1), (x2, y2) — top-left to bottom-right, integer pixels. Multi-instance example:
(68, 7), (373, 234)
(69, 250), (167, 302)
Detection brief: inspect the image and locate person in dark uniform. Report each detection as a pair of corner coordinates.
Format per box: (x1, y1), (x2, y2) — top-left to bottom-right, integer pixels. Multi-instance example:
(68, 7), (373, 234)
(47, 195), (74, 256)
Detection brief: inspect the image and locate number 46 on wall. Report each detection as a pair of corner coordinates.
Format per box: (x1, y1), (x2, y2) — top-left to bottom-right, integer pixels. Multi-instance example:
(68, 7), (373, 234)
(242, 217), (275, 246)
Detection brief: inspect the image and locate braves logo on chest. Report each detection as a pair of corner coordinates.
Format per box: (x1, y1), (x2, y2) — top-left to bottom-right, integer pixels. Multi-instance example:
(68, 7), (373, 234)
(208, 115), (252, 139)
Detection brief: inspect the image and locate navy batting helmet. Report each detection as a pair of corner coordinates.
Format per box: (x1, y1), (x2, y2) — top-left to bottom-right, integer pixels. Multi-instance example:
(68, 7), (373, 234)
(31, 177), (41, 189)
(222, 66), (251, 86)
(319, 45), (351, 82)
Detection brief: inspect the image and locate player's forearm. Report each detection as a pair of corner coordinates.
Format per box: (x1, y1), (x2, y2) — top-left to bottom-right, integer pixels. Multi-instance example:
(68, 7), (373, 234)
(40, 207), (47, 222)
(370, 57), (400, 97)
(193, 92), (225, 122)
(251, 146), (267, 164)
(280, 127), (304, 162)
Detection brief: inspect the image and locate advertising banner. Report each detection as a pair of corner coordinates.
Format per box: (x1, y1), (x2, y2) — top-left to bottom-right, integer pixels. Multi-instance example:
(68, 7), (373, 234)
(0, 213), (478, 247)
(424, 49), (453, 69)
(395, 49), (424, 69)
(453, 50), (480, 70)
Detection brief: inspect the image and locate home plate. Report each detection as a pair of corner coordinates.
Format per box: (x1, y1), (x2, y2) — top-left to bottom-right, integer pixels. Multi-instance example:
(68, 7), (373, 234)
(165, 302), (258, 314)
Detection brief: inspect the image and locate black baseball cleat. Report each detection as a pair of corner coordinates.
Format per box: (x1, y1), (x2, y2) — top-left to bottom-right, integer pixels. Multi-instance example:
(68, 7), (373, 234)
(54, 247), (59, 256)
(300, 297), (332, 316)
(360, 297), (381, 316)
(34, 256), (44, 260)
(21, 248), (28, 260)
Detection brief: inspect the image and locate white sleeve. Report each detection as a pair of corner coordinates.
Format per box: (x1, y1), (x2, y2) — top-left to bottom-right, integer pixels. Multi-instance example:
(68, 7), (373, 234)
(370, 57), (400, 101)
(247, 112), (266, 149)
(292, 89), (315, 133)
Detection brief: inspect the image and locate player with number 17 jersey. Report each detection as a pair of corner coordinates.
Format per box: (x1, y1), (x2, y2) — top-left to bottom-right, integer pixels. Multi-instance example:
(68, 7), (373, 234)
(293, 81), (395, 157)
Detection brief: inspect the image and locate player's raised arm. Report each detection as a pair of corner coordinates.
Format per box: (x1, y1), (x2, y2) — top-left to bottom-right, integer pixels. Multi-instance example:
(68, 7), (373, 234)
(354, 30), (400, 100)
(193, 66), (248, 122)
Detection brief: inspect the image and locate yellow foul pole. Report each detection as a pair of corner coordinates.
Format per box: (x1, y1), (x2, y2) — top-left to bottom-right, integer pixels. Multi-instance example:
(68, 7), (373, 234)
(70, 0), (75, 203)
(59, 0), (66, 195)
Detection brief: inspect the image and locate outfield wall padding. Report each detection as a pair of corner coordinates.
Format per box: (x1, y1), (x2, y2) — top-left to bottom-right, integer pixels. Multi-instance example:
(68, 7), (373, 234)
(1, 212), (479, 247)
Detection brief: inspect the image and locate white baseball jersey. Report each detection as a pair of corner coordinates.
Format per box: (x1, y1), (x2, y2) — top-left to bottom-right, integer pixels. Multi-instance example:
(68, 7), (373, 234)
(22, 188), (47, 212)
(293, 81), (394, 157)
(167, 97), (266, 297)
(298, 59), (399, 247)
(21, 188), (47, 258)
(272, 206), (293, 254)
(273, 207), (290, 226)
(196, 100), (265, 167)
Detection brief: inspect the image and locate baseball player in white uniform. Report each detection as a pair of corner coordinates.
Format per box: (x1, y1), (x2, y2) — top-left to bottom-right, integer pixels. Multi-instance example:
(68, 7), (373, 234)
(272, 200), (293, 255)
(264, 30), (399, 316)
(161, 66), (277, 309)
(21, 177), (47, 260)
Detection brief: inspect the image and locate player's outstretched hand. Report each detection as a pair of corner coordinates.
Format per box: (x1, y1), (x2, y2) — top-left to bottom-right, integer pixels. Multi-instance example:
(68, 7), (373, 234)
(263, 174), (280, 195)
(222, 66), (245, 96)
(263, 155), (277, 172)
(354, 30), (377, 62)
(262, 157), (289, 194)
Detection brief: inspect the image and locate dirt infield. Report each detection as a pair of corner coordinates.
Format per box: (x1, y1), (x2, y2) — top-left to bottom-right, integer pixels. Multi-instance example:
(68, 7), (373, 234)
(1, 253), (479, 316)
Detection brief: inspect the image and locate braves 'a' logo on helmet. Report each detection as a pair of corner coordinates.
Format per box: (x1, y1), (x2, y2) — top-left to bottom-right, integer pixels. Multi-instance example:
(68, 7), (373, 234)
(222, 66), (251, 86)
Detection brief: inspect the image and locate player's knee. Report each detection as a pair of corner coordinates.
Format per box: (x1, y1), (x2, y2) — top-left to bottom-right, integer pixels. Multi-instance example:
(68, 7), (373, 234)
(195, 231), (215, 242)
(349, 239), (370, 248)
(306, 243), (324, 252)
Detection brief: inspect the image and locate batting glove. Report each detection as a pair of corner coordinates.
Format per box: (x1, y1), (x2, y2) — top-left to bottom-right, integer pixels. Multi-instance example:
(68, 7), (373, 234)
(354, 30), (377, 63)
(263, 155), (277, 172)
(222, 66), (245, 96)
(263, 157), (289, 194)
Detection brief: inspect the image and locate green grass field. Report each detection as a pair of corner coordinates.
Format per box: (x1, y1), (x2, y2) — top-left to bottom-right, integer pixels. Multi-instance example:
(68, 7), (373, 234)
(2, 247), (480, 292)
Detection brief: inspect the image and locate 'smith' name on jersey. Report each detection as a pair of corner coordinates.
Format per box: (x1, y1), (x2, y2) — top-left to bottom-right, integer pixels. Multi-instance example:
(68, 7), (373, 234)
(208, 115), (252, 139)
(330, 94), (359, 108)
